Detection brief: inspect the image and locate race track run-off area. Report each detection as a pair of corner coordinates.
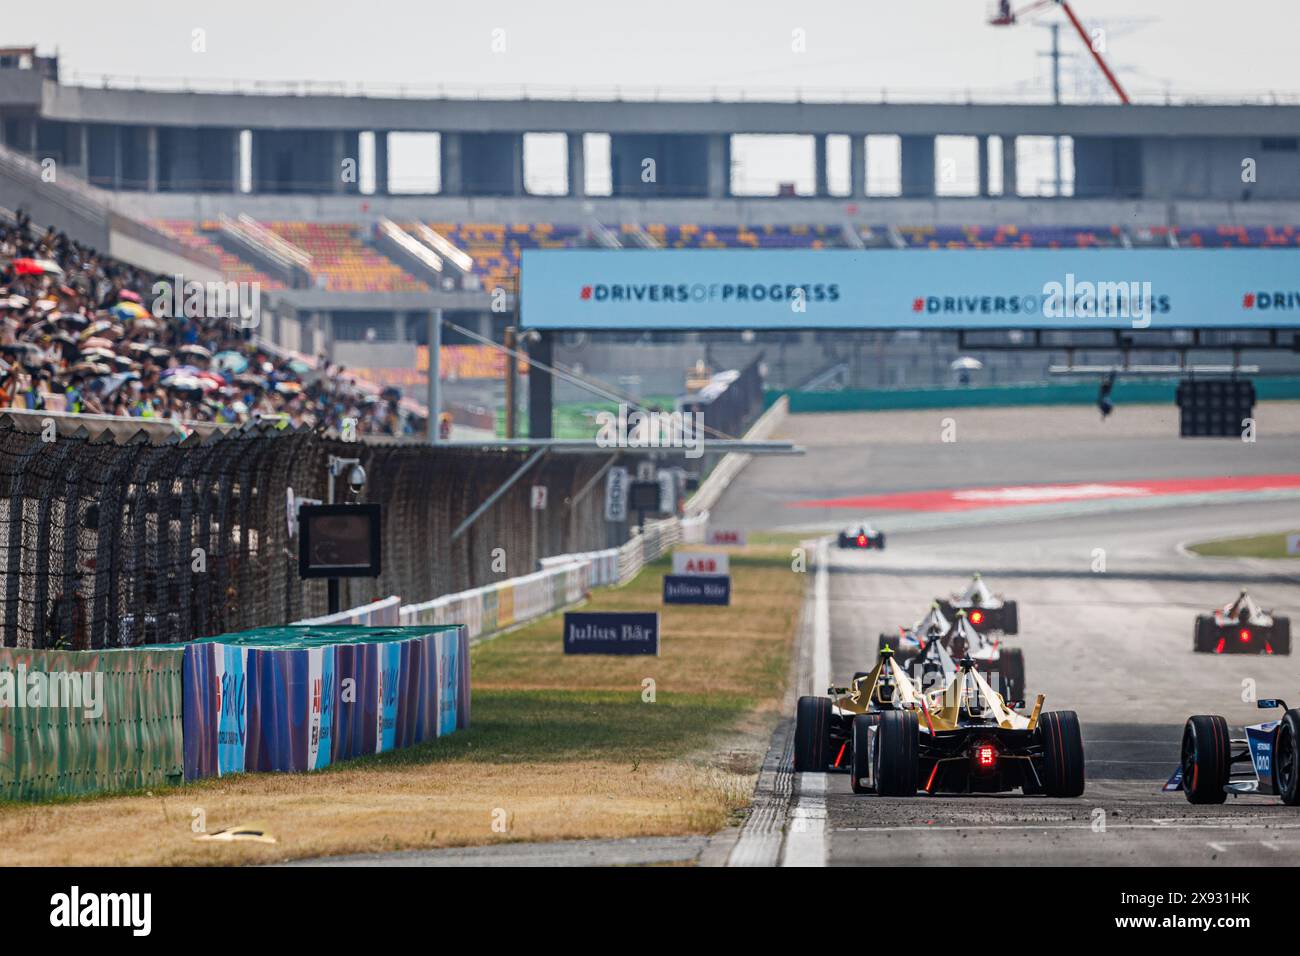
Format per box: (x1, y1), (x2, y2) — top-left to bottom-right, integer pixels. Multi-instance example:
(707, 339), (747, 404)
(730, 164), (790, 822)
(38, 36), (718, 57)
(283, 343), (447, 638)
(721, 406), (1300, 867)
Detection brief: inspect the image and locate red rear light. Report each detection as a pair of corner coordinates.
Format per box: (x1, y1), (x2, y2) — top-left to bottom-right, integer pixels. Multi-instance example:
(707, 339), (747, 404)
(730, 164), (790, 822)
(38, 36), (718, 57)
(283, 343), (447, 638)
(857, 534), (866, 546)
(976, 744), (997, 768)
(969, 610), (984, 625)
(1239, 628), (1252, 643)
(1214, 637), (1226, 654)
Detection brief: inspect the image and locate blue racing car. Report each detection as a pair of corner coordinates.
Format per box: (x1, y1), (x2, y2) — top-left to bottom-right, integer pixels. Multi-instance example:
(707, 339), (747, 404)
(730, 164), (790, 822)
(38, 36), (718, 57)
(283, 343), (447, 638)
(1167, 698), (1300, 805)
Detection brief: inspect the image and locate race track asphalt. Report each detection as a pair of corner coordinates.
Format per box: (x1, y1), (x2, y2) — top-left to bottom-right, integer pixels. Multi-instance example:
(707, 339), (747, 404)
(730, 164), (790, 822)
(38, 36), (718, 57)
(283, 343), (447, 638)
(736, 407), (1300, 866)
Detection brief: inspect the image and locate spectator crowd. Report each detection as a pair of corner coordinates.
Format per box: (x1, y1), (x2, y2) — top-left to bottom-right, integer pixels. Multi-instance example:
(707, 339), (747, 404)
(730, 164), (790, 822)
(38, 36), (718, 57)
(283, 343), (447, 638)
(0, 210), (419, 435)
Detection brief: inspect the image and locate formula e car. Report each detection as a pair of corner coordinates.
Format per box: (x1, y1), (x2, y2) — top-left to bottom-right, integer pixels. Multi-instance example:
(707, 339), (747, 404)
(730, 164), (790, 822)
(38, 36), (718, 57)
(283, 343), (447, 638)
(1193, 590), (1291, 655)
(837, 523), (885, 550)
(935, 573), (1018, 634)
(877, 604), (1026, 703)
(1166, 699), (1300, 805)
(794, 649), (1082, 797)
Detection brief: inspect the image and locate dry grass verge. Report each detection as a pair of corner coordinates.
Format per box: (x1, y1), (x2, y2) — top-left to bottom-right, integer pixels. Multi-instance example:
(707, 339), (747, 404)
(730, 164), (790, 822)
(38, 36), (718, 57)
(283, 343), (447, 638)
(0, 547), (802, 865)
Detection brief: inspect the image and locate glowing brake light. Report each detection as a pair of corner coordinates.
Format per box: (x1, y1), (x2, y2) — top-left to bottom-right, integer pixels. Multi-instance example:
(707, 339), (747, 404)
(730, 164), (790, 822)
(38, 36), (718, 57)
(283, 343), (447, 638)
(969, 610), (985, 625)
(857, 534), (866, 546)
(1239, 628), (1252, 643)
(976, 744), (997, 768)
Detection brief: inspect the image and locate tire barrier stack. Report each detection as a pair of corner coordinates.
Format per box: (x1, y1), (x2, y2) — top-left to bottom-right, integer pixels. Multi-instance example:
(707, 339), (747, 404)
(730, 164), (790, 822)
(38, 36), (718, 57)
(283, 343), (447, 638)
(0, 623), (468, 800)
(183, 625), (468, 780)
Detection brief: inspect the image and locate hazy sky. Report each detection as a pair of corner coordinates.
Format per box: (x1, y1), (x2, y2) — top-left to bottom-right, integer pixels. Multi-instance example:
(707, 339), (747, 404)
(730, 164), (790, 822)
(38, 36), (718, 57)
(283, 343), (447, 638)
(12, 0), (1297, 97)
(7, 1), (1298, 196)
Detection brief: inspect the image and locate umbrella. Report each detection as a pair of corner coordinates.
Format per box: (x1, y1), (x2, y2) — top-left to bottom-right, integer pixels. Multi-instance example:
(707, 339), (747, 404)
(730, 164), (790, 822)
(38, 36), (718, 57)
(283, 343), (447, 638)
(82, 347), (117, 362)
(130, 317), (160, 333)
(178, 344), (213, 361)
(12, 258), (63, 277)
(83, 336), (116, 350)
(213, 351), (249, 375)
(164, 375), (204, 392)
(80, 320), (113, 341)
(274, 381), (302, 395)
(56, 312), (89, 329)
(117, 290), (143, 304)
(287, 358), (313, 376)
(950, 357), (984, 371)
(110, 302), (150, 321)
(161, 365), (203, 380)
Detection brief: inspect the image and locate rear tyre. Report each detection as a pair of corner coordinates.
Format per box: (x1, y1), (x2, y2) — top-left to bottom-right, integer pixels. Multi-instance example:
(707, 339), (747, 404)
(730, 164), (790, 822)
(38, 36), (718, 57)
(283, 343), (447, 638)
(1277, 710), (1300, 805)
(1001, 600), (1019, 635)
(794, 696), (832, 772)
(999, 648), (1026, 703)
(935, 601), (955, 620)
(1038, 710), (1085, 797)
(850, 714), (881, 794)
(1193, 615), (1217, 653)
(1181, 714), (1230, 804)
(873, 710), (919, 796)
(873, 533), (886, 550)
(1272, 617), (1292, 655)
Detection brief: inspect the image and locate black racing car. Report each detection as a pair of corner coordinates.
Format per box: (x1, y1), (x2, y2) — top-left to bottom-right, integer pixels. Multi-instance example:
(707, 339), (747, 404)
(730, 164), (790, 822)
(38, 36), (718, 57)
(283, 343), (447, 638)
(1193, 590), (1291, 655)
(935, 572), (1018, 635)
(796, 651), (1082, 798)
(837, 522), (885, 550)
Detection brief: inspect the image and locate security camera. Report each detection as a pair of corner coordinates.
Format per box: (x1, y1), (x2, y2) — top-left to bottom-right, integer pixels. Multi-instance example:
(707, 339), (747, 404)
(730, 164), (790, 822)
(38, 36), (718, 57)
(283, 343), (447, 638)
(347, 464), (367, 494)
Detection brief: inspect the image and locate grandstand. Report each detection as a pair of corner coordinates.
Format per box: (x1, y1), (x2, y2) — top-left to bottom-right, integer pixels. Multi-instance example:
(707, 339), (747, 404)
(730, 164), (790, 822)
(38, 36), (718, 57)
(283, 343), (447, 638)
(2, 46), (1300, 418)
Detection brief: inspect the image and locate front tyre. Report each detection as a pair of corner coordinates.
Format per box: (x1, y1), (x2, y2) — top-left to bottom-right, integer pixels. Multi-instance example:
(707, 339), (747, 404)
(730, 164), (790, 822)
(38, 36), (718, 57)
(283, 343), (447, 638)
(1276, 710), (1300, 806)
(1181, 714), (1229, 804)
(1038, 710), (1085, 797)
(794, 696), (832, 772)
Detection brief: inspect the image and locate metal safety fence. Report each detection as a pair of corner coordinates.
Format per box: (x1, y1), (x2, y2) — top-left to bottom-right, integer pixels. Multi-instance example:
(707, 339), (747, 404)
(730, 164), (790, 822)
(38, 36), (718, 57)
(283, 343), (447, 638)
(0, 418), (613, 650)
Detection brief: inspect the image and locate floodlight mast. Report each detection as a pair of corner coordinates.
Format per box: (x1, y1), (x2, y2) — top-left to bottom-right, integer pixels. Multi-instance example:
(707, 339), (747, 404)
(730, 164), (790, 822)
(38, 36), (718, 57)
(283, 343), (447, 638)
(989, 0), (1131, 105)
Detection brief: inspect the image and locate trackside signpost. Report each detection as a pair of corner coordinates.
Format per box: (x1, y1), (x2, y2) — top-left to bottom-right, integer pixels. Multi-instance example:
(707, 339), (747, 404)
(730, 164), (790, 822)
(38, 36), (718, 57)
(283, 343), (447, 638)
(663, 575), (731, 606)
(672, 551), (729, 576)
(563, 611), (659, 655)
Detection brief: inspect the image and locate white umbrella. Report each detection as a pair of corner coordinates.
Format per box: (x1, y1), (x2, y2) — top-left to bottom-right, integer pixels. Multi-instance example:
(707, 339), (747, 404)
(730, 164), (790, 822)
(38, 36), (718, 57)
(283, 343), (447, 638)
(950, 356), (984, 371)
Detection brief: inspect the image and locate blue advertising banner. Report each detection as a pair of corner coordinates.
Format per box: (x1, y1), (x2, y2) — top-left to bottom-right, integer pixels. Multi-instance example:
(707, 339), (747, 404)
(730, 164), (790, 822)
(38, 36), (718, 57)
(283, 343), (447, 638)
(521, 248), (1300, 331)
(183, 627), (468, 782)
(663, 574), (732, 606)
(215, 646), (248, 776)
(563, 611), (660, 655)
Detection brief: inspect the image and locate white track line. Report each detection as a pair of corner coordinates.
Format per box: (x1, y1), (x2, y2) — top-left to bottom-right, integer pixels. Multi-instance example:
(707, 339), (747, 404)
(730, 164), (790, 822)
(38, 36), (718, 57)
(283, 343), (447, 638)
(782, 538), (831, 867)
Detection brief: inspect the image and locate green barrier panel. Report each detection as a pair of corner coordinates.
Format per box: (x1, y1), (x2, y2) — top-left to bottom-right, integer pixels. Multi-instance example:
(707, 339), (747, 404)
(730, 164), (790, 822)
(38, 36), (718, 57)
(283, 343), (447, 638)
(0, 648), (185, 801)
(767, 377), (1300, 414)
